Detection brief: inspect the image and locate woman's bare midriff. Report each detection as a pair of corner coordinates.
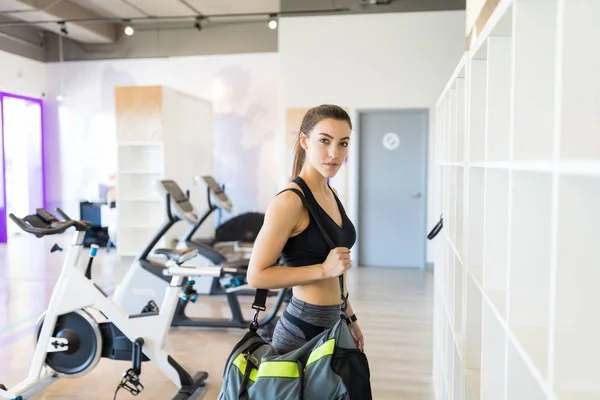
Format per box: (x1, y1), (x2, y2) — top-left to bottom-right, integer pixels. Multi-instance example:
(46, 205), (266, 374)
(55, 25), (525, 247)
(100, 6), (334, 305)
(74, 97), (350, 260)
(293, 276), (343, 306)
(287, 188), (345, 307)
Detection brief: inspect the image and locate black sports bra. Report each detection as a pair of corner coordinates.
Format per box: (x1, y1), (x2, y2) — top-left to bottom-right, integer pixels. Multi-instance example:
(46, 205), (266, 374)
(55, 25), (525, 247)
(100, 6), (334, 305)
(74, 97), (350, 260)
(278, 177), (356, 267)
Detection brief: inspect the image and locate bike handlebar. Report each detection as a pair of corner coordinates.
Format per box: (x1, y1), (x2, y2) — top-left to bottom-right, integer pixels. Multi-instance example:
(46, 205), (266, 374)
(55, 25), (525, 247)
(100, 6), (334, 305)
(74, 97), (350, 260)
(9, 208), (91, 238)
(54, 207), (73, 222)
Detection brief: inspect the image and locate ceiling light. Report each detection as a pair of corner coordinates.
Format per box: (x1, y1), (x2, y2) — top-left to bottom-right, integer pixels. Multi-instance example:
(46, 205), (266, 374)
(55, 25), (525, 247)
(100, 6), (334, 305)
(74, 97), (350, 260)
(268, 14), (277, 30)
(195, 16), (202, 31)
(124, 26), (134, 36)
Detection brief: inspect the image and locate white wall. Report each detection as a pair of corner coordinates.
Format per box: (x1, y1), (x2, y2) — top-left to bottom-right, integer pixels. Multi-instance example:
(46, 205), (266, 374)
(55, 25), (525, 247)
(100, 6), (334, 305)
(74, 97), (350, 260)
(44, 53), (280, 220)
(279, 11), (465, 264)
(0, 50), (46, 98)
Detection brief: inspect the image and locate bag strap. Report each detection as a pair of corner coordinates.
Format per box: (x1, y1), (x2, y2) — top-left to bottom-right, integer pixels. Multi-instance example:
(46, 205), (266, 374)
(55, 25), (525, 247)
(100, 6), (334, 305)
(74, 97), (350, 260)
(249, 188), (347, 332)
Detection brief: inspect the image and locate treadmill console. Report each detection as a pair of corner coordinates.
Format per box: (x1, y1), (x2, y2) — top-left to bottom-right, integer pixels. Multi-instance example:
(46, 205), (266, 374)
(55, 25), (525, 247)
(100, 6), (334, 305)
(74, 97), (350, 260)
(154, 180), (199, 222)
(198, 176), (233, 212)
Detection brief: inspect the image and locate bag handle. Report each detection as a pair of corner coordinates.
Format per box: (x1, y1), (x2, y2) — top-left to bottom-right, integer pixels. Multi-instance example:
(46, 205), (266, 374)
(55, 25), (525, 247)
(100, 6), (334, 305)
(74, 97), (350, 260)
(249, 188), (347, 332)
(427, 213), (444, 240)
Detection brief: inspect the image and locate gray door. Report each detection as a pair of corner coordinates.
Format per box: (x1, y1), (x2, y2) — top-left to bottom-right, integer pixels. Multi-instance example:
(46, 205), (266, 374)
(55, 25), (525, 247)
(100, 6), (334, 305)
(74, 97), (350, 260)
(358, 109), (428, 268)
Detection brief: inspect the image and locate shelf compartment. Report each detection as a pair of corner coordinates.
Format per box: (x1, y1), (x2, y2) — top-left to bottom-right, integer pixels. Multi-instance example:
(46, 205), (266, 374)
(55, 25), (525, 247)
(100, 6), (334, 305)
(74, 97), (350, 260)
(449, 86), (457, 163)
(511, 325), (548, 383)
(456, 77), (466, 163)
(464, 272), (483, 400)
(446, 311), (455, 396)
(512, 0), (557, 162)
(509, 170), (552, 376)
(453, 339), (464, 400)
(465, 366), (481, 400)
(443, 165), (451, 221)
(116, 226), (165, 256)
(433, 340), (448, 400)
(480, 300), (506, 400)
(468, 59), (487, 163)
(436, 236), (449, 313)
(447, 166), (457, 253)
(553, 175), (600, 395)
(557, 0), (600, 161)
(441, 97), (451, 165)
(455, 167), (465, 260)
(507, 338), (547, 400)
(447, 238), (456, 330)
(558, 161), (600, 177)
(557, 391), (600, 400)
(482, 169), (509, 315)
(454, 256), (464, 335)
(434, 276), (445, 359)
(117, 200), (164, 227)
(117, 172), (162, 199)
(485, 36), (512, 162)
(465, 274), (483, 370)
(117, 143), (164, 172)
(467, 167), (485, 270)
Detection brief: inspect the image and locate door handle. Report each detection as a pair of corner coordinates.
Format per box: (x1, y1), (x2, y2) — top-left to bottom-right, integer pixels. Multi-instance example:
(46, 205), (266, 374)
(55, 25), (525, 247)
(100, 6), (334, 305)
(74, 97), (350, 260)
(411, 192), (422, 198)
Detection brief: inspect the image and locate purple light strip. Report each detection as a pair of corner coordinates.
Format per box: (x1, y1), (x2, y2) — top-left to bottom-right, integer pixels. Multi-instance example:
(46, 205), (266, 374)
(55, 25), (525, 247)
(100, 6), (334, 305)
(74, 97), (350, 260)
(0, 94), (6, 243)
(0, 92), (45, 244)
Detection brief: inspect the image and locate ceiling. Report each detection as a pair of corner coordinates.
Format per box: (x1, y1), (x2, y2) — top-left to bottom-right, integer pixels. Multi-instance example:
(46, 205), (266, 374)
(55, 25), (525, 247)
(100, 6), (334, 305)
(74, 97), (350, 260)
(0, 0), (465, 44)
(68, 0), (280, 18)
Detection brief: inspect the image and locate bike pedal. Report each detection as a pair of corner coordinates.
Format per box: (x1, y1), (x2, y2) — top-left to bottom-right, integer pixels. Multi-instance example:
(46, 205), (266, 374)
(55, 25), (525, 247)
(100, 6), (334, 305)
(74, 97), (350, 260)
(120, 369), (144, 396)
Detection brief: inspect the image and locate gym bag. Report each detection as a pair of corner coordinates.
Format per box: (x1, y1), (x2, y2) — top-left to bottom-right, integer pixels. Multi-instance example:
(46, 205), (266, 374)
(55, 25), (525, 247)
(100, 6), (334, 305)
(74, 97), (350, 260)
(218, 189), (372, 400)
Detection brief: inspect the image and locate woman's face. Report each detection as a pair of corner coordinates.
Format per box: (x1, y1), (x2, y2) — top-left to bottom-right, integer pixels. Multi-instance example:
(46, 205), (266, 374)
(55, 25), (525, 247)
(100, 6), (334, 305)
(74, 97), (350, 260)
(302, 118), (351, 179)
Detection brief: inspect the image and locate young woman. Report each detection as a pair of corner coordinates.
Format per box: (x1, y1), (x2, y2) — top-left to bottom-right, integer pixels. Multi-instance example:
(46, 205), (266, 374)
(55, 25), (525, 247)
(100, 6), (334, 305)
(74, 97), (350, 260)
(246, 104), (364, 354)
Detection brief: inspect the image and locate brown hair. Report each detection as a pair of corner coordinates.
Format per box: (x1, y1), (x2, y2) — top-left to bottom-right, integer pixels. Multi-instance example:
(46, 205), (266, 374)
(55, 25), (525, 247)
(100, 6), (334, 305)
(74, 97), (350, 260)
(291, 104), (352, 178)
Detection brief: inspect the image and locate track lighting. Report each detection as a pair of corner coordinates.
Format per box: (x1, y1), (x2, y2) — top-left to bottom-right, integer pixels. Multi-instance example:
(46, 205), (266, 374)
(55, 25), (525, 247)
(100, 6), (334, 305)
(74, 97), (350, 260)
(123, 19), (134, 35)
(58, 21), (67, 35)
(194, 16), (202, 31)
(268, 14), (277, 29)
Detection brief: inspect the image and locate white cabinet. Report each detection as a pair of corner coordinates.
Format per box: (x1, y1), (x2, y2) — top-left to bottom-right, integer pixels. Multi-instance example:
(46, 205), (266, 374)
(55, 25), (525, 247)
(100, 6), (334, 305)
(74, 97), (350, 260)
(433, 1), (600, 399)
(115, 86), (213, 256)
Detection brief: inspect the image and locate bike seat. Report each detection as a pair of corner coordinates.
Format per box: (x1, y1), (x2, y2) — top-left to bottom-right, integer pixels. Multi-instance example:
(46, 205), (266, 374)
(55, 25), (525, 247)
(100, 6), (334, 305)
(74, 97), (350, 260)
(185, 239), (228, 265)
(154, 248), (198, 265)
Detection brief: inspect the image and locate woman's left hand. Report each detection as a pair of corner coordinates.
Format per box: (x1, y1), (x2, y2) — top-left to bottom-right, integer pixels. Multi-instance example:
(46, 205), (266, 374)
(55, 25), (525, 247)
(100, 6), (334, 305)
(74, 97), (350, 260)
(349, 322), (364, 352)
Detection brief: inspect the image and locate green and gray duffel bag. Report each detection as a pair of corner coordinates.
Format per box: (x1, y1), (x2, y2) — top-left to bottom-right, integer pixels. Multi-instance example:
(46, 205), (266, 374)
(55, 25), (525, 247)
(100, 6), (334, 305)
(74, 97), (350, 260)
(218, 190), (372, 400)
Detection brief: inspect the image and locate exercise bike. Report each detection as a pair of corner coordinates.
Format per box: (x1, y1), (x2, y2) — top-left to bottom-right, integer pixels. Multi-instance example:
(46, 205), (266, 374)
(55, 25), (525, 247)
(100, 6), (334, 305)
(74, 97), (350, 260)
(176, 176), (271, 296)
(183, 175), (263, 268)
(111, 180), (289, 339)
(175, 176), (251, 295)
(0, 208), (211, 400)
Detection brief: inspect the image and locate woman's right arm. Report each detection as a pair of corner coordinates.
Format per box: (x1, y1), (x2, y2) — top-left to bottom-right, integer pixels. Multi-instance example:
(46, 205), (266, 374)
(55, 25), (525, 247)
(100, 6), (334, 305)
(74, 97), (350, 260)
(246, 190), (325, 289)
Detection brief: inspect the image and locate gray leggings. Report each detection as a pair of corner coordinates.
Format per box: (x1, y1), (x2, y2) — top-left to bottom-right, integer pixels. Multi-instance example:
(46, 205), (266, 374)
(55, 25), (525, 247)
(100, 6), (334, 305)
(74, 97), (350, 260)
(272, 296), (341, 354)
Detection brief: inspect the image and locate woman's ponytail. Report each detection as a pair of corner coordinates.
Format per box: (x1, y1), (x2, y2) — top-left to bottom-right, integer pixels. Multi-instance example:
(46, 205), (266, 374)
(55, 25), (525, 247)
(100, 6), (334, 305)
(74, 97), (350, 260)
(291, 133), (306, 178)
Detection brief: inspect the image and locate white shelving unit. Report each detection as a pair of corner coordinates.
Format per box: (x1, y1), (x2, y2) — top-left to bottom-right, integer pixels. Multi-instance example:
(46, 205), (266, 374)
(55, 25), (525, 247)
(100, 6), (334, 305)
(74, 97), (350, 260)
(116, 142), (166, 256)
(432, 1), (600, 399)
(115, 86), (213, 256)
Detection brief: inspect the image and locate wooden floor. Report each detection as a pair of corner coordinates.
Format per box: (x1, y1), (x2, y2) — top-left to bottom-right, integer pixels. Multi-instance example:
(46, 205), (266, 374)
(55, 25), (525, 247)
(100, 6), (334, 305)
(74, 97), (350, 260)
(0, 234), (435, 399)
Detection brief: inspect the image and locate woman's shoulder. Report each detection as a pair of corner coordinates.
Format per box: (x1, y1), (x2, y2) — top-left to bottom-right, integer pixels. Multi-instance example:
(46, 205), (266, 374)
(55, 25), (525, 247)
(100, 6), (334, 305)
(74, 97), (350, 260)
(269, 182), (306, 213)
